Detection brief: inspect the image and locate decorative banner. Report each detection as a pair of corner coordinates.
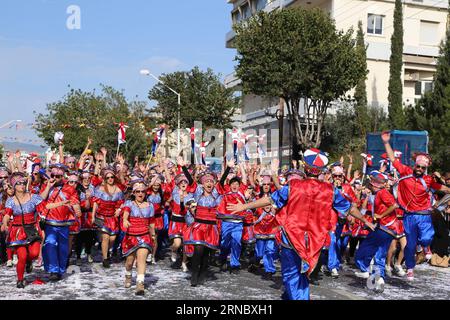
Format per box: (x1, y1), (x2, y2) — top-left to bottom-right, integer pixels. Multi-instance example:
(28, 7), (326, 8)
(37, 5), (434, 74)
(117, 122), (128, 145)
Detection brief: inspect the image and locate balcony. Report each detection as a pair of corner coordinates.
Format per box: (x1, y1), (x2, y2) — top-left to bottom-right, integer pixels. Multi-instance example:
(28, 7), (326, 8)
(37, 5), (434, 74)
(224, 72), (242, 89)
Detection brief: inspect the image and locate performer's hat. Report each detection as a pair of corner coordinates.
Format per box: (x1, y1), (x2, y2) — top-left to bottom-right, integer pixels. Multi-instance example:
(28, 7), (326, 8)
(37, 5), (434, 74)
(369, 170), (388, 188)
(412, 152), (432, 167)
(303, 148), (329, 176)
(285, 169), (306, 181)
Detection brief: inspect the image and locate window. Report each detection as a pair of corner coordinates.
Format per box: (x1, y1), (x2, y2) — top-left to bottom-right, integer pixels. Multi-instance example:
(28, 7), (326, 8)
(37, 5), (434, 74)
(420, 21), (439, 45)
(232, 10), (241, 24)
(241, 2), (252, 20)
(367, 14), (384, 35)
(415, 81), (433, 96)
(256, 0), (268, 11)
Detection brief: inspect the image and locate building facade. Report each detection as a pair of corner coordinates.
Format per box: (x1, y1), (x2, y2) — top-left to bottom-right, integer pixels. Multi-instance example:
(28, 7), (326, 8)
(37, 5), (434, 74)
(225, 0), (448, 162)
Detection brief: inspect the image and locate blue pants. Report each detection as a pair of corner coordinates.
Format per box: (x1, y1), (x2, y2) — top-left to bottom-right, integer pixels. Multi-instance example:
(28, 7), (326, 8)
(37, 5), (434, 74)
(219, 221), (243, 268)
(43, 225), (70, 275)
(403, 214), (435, 270)
(340, 235), (350, 256)
(280, 246), (309, 300)
(355, 228), (393, 278)
(328, 223), (344, 270)
(255, 239), (278, 273)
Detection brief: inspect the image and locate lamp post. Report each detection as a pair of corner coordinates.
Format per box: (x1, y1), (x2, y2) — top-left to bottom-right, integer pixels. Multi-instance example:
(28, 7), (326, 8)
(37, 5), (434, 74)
(140, 69), (181, 153)
(0, 120), (22, 129)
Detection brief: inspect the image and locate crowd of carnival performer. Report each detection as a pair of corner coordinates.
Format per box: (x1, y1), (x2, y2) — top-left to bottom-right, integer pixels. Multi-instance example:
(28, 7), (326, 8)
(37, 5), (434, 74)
(0, 129), (448, 300)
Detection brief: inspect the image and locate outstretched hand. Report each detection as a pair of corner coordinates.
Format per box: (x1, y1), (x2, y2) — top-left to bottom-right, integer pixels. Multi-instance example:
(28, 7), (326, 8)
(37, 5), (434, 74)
(381, 131), (391, 143)
(271, 159), (280, 174)
(227, 158), (235, 168)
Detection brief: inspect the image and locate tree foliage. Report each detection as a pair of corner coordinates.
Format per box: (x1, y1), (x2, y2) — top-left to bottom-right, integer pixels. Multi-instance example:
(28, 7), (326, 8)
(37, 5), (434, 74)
(34, 85), (152, 162)
(233, 7), (367, 155)
(388, 0), (406, 129)
(354, 21), (370, 137)
(323, 100), (388, 166)
(148, 67), (239, 130)
(406, 25), (450, 171)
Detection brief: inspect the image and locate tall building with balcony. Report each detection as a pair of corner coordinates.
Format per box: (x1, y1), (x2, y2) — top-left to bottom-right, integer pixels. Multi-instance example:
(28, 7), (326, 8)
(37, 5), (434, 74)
(225, 0), (448, 162)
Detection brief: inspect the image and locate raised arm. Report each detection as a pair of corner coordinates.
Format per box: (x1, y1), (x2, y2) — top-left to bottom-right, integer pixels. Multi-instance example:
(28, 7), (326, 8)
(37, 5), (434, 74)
(178, 156), (194, 186)
(270, 159), (282, 190)
(239, 162), (248, 185)
(381, 131), (396, 164)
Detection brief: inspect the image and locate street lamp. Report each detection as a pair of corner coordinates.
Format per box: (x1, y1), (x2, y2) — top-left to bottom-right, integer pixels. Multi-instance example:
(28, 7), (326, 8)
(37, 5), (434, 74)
(140, 69), (181, 152)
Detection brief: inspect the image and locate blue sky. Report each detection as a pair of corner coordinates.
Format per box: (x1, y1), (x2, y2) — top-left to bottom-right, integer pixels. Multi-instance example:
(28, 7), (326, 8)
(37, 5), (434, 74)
(0, 0), (236, 145)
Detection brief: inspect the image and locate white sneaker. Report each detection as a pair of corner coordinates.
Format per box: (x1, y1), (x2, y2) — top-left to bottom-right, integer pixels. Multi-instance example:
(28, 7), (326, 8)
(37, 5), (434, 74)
(146, 254), (153, 263)
(385, 265), (393, 277)
(320, 265), (328, 273)
(182, 262), (188, 272)
(87, 255), (94, 263)
(406, 269), (414, 281)
(394, 264), (405, 277)
(331, 268), (339, 278)
(171, 252), (177, 263)
(12, 255), (18, 266)
(374, 277), (385, 293)
(6, 260), (13, 267)
(355, 271), (370, 279)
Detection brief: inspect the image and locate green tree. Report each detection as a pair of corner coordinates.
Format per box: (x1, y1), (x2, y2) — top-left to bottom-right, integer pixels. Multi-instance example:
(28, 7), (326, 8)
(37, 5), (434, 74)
(233, 7), (367, 157)
(34, 85), (151, 162)
(354, 20), (370, 137)
(148, 67), (239, 130)
(406, 25), (450, 171)
(323, 100), (388, 168)
(388, 0), (406, 128)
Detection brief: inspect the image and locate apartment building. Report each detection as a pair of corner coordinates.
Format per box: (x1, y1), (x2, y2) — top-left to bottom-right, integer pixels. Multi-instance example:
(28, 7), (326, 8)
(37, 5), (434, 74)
(225, 0), (448, 161)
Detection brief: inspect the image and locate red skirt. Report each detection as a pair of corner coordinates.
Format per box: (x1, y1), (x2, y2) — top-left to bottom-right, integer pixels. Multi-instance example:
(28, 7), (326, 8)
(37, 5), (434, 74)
(183, 221), (220, 250)
(121, 234), (154, 257)
(80, 211), (95, 230)
(69, 217), (81, 235)
(95, 215), (119, 236)
(381, 220), (405, 239)
(7, 224), (43, 247)
(154, 214), (164, 231)
(242, 224), (256, 244)
(168, 221), (186, 240)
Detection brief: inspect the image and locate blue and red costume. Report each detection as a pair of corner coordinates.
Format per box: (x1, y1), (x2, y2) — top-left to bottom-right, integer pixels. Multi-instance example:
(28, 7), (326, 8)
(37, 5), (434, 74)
(120, 200), (155, 256)
(216, 183), (248, 269)
(271, 179), (352, 300)
(4, 194), (45, 281)
(254, 207), (279, 274)
(40, 183), (80, 276)
(92, 185), (125, 236)
(183, 185), (221, 250)
(355, 188), (399, 278)
(393, 159), (443, 270)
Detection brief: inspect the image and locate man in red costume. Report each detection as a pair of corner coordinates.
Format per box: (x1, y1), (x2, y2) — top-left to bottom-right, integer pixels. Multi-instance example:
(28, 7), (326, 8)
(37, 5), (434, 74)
(227, 149), (375, 300)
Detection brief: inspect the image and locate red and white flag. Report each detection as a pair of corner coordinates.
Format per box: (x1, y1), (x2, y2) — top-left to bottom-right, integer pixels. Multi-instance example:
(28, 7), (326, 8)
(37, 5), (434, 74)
(118, 122), (128, 145)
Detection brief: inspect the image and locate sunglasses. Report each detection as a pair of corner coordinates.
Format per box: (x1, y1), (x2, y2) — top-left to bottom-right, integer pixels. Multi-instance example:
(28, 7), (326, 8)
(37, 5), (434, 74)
(68, 181), (77, 184)
(333, 175), (344, 178)
(134, 190), (146, 194)
(415, 165), (427, 170)
(105, 176), (115, 180)
(51, 174), (63, 178)
(67, 161), (75, 164)
(16, 181), (27, 186)
(262, 183), (271, 186)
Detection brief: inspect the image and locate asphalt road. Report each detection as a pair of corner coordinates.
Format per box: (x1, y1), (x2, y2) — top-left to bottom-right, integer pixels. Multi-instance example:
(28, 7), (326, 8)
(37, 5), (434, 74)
(1, 248), (449, 300)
